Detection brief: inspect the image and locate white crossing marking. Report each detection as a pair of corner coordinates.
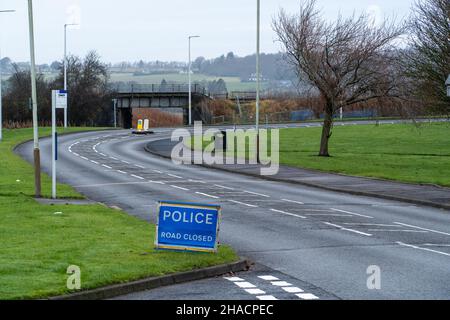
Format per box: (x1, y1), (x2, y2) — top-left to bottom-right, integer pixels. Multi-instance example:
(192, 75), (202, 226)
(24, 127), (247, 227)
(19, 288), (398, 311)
(270, 209), (306, 219)
(282, 287), (304, 294)
(224, 277), (244, 282)
(245, 289), (266, 295)
(257, 296), (278, 301)
(235, 282), (257, 289)
(271, 281), (292, 287)
(297, 293), (319, 300)
(258, 275), (279, 281)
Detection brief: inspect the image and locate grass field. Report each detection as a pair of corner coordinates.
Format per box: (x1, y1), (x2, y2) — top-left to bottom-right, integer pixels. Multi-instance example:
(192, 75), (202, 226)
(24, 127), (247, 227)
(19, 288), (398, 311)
(0, 128), (237, 300)
(110, 72), (268, 92)
(191, 122), (450, 187)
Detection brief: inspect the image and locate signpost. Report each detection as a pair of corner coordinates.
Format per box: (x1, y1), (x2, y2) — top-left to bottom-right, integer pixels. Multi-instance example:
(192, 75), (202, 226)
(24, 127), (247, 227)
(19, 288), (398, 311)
(52, 90), (67, 199)
(155, 201), (221, 253)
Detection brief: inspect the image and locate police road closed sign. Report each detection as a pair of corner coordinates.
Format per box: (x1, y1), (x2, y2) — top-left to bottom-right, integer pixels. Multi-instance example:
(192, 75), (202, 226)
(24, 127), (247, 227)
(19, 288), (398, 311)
(156, 201), (221, 253)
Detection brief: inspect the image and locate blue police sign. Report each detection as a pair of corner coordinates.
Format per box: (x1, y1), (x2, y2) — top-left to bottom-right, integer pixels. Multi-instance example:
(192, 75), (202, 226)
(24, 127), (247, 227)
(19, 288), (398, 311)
(155, 201), (221, 253)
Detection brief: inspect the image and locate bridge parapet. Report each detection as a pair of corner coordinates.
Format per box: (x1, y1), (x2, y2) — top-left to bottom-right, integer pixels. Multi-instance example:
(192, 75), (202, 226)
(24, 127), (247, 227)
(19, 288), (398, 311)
(114, 83), (209, 95)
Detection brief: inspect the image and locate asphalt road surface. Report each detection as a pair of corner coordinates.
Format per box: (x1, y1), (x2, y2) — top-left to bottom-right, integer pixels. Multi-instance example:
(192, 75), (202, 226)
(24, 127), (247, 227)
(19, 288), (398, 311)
(16, 121), (450, 300)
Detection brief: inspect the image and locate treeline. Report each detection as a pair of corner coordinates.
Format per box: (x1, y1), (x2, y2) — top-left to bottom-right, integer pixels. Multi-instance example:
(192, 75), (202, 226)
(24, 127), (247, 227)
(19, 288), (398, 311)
(2, 51), (114, 128)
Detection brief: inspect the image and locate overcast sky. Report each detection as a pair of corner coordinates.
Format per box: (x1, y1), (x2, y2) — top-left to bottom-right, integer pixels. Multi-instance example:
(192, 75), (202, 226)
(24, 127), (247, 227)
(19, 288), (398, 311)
(1, 0), (414, 64)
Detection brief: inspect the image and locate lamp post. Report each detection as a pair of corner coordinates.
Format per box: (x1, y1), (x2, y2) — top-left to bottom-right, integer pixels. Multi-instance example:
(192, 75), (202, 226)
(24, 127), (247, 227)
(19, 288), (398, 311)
(64, 23), (78, 128)
(27, 0), (41, 197)
(0, 9), (15, 142)
(256, 0), (261, 163)
(188, 35), (200, 126)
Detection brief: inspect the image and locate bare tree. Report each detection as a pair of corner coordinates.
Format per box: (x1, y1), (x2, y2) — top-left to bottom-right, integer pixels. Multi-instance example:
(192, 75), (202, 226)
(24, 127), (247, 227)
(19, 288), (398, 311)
(404, 0), (450, 114)
(273, 0), (404, 156)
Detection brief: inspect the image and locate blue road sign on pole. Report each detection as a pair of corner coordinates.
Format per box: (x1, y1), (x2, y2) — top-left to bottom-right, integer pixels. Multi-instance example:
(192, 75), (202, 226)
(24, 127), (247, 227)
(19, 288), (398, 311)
(155, 201), (221, 253)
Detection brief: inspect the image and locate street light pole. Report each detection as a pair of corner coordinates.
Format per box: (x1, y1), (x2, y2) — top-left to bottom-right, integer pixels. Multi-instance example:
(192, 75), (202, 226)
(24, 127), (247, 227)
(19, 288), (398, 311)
(27, 0), (41, 197)
(188, 35), (200, 126)
(0, 9), (15, 142)
(256, 0), (261, 163)
(64, 23), (78, 128)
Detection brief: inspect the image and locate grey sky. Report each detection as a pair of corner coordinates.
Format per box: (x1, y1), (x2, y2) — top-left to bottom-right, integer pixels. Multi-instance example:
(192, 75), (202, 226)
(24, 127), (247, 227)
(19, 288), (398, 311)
(1, 0), (414, 64)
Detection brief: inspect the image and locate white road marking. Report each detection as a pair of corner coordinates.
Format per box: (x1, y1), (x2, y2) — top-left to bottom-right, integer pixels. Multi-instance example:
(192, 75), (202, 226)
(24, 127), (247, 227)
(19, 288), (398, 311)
(131, 174), (145, 180)
(99, 153), (107, 157)
(196, 192), (220, 199)
(168, 174), (183, 179)
(244, 190), (270, 198)
(80, 156), (89, 160)
(258, 275), (279, 281)
(121, 160), (130, 164)
(270, 209), (306, 219)
(235, 282), (257, 289)
(110, 157), (118, 160)
(73, 153), (79, 156)
(214, 184), (235, 190)
(397, 242), (450, 257)
(245, 289), (266, 295)
(368, 229), (428, 233)
(117, 170), (127, 174)
(90, 160), (99, 165)
(394, 222), (450, 236)
(296, 293), (319, 300)
(423, 244), (450, 247)
(189, 179), (206, 184)
(224, 277), (244, 282)
(305, 214), (353, 217)
(330, 208), (374, 219)
(323, 222), (372, 237)
(257, 296), (278, 301)
(344, 223), (400, 227)
(102, 165), (112, 169)
(171, 185), (189, 191)
(282, 287), (304, 294)
(271, 281), (292, 287)
(281, 199), (304, 205)
(135, 164), (145, 169)
(229, 200), (258, 208)
(153, 170), (163, 174)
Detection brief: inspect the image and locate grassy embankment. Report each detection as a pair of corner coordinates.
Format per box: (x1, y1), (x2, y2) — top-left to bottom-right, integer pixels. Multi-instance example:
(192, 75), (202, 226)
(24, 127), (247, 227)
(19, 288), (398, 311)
(0, 127), (237, 300)
(190, 122), (450, 187)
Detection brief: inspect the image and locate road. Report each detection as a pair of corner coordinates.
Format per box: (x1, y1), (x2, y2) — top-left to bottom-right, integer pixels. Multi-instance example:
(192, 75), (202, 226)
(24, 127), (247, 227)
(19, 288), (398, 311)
(16, 121), (450, 300)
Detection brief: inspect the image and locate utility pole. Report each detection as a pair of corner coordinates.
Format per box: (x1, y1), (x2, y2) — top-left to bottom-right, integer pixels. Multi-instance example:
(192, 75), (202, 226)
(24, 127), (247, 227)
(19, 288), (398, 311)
(0, 9), (15, 142)
(64, 23), (78, 128)
(188, 35), (200, 126)
(256, 0), (261, 163)
(28, 0), (41, 197)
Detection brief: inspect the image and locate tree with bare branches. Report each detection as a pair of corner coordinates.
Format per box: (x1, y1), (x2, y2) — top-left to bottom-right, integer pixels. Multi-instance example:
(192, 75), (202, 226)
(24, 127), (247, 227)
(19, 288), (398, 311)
(273, 0), (404, 156)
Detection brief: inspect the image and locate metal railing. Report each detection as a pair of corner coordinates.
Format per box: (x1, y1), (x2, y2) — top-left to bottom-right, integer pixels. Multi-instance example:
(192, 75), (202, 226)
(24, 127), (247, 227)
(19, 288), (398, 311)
(115, 83), (209, 95)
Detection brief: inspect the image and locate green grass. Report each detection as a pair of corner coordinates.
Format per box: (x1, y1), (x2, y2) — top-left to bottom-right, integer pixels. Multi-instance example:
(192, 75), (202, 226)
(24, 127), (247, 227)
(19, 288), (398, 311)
(0, 127), (237, 300)
(190, 122), (450, 187)
(110, 72), (268, 92)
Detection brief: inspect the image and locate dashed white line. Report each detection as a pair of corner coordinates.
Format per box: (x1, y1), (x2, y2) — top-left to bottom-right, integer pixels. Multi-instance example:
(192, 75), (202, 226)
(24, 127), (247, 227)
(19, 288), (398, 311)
(368, 229), (428, 233)
(102, 165), (112, 169)
(281, 199), (304, 205)
(270, 209), (306, 219)
(90, 160), (99, 165)
(153, 170), (163, 174)
(131, 174), (145, 180)
(229, 200), (258, 208)
(168, 174), (183, 179)
(244, 190), (270, 198)
(397, 242), (450, 257)
(110, 157), (118, 160)
(214, 184), (235, 190)
(196, 192), (220, 199)
(394, 222), (450, 236)
(117, 170), (127, 175)
(80, 156), (89, 161)
(323, 222), (372, 237)
(330, 208), (374, 219)
(135, 164), (145, 169)
(121, 160), (130, 164)
(99, 153), (107, 157)
(171, 185), (189, 191)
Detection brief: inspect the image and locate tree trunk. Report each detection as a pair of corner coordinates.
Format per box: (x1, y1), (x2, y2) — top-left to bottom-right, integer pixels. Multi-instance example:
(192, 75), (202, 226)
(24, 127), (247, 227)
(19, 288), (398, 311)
(319, 108), (333, 157)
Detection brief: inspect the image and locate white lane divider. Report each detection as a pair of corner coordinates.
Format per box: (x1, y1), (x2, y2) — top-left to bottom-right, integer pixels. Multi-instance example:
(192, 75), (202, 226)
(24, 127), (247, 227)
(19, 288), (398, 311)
(214, 184), (235, 190)
(323, 222), (372, 237)
(397, 242), (450, 257)
(117, 170), (127, 175)
(229, 200), (258, 208)
(196, 192), (220, 199)
(135, 164), (145, 169)
(102, 164), (112, 169)
(270, 209), (306, 219)
(131, 174), (145, 180)
(330, 208), (373, 219)
(281, 199), (304, 205)
(171, 185), (189, 191)
(394, 222), (450, 236)
(168, 173), (183, 179)
(244, 190), (270, 198)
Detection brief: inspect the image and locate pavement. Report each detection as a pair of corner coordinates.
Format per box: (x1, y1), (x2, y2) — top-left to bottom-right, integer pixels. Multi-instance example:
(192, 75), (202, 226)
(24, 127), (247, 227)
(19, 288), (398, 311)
(14, 120), (450, 300)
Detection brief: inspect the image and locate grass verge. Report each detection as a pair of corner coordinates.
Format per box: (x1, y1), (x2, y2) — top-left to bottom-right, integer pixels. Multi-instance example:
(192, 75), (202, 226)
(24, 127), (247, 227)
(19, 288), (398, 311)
(0, 127), (237, 300)
(189, 122), (450, 187)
